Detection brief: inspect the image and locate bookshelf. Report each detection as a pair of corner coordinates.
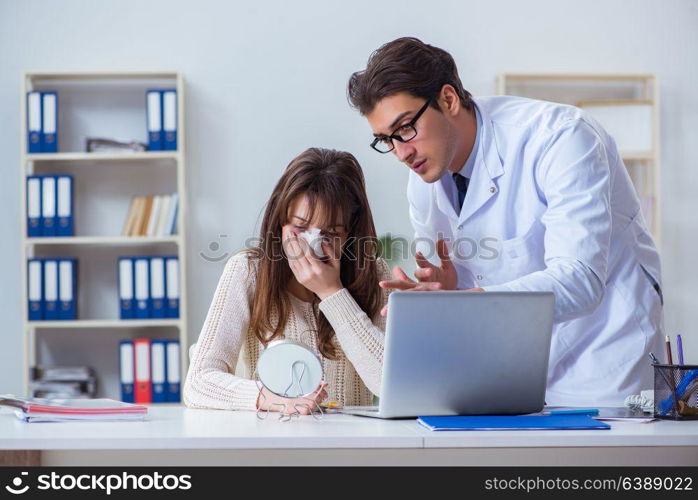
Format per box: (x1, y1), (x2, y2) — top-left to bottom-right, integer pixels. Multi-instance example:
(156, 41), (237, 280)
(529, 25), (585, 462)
(496, 73), (661, 245)
(19, 71), (189, 401)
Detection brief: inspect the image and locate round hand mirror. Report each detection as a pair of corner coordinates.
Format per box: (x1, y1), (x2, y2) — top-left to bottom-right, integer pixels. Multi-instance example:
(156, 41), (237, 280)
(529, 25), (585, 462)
(256, 339), (323, 398)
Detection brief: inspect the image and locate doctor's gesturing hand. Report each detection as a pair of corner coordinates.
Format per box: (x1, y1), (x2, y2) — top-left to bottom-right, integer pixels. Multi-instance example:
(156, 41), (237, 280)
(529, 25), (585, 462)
(378, 238), (483, 316)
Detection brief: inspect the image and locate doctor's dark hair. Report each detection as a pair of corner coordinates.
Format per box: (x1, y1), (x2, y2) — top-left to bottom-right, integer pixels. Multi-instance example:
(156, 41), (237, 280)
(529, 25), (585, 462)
(246, 148), (381, 360)
(347, 37), (474, 115)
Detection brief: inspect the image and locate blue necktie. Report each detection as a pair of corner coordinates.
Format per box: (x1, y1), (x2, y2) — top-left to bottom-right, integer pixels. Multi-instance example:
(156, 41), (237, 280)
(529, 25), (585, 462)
(453, 172), (469, 210)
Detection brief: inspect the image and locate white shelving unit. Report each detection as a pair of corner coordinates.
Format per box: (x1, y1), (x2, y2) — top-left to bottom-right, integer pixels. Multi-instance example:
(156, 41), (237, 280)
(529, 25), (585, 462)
(19, 71), (189, 400)
(497, 73), (661, 245)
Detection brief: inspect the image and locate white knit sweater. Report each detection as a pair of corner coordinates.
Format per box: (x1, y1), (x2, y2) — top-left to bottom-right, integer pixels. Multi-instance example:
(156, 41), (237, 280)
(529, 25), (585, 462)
(183, 251), (392, 410)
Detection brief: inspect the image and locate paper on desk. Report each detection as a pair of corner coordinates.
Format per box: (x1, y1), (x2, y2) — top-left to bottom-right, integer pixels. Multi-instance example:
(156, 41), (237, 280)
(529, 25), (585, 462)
(594, 417), (658, 423)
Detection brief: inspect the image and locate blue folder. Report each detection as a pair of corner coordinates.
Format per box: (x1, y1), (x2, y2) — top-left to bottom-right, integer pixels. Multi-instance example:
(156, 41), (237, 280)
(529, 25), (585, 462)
(26, 91), (42, 153)
(146, 89), (163, 151)
(165, 340), (181, 402)
(27, 258), (44, 321)
(56, 175), (73, 237)
(162, 89), (177, 151)
(26, 175), (42, 237)
(40, 91), (58, 153)
(417, 415), (611, 431)
(119, 340), (135, 403)
(57, 258), (77, 320)
(150, 339), (168, 403)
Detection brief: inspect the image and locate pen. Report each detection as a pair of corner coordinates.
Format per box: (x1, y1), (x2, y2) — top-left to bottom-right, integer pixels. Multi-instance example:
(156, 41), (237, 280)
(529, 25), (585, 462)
(648, 352), (660, 365)
(665, 335), (673, 365)
(677, 334), (684, 365)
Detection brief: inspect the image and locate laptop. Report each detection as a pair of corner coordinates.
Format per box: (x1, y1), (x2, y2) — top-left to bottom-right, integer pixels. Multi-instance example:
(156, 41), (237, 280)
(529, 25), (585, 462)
(339, 291), (554, 419)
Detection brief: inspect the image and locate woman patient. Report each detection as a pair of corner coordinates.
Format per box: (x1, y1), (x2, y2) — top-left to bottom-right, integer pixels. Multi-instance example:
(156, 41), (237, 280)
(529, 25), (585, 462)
(183, 148), (391, 414)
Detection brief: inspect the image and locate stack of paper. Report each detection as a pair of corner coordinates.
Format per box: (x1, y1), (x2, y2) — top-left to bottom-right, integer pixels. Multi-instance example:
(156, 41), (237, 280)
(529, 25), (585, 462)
(0, 395), (148, 423)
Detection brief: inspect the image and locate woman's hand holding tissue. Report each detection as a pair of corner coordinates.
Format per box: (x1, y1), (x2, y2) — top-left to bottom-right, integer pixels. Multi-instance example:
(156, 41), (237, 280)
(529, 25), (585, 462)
(284, 234), (343, 300)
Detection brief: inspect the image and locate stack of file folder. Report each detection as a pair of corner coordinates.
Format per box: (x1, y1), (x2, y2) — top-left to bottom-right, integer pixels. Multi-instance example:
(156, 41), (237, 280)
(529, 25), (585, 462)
(27, 258), (77, 321)
(0, 395), (147, 423)
(120, 338), (180, 403)
(146, 89), (177, 151)
(26, 174), (73, 237)
(26, 91), (58, 153)
(118, 256), (179, 319)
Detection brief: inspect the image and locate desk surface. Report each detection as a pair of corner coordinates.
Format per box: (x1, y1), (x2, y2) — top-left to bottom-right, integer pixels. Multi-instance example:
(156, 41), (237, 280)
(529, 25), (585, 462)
(2, 406), (698, 451)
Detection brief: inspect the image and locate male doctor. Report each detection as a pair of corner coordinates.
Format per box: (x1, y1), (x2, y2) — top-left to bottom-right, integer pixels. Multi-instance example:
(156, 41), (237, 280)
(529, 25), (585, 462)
(347, 37), (663, 406)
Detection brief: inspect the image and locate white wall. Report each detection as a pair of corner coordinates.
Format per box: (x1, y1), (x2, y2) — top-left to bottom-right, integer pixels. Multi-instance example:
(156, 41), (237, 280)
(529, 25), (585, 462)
(1, 0), (697, 394)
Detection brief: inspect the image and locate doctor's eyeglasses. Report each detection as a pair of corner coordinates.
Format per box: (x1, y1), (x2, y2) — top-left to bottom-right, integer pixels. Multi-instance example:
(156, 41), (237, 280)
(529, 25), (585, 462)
(370, 98), (431, 153)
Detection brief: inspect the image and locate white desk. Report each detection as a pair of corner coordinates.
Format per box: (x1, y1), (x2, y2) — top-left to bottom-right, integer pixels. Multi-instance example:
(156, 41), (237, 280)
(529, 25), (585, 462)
(1, 406), (697, 466)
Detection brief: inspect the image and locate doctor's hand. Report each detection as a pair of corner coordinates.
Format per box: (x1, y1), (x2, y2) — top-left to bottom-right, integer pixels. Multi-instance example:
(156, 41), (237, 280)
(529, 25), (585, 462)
(414, 239), (458, 290)
(378, 266), (443, 317)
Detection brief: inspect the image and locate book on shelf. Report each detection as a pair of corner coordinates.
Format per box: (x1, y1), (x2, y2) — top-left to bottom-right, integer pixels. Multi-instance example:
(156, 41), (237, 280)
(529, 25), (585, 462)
(140, 196), (154, 236)
(122, 193), (178, 237)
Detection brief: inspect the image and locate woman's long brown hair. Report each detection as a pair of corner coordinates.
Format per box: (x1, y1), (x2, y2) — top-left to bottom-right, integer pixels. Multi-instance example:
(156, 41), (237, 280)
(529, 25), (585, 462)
(247, 148), (380, 359)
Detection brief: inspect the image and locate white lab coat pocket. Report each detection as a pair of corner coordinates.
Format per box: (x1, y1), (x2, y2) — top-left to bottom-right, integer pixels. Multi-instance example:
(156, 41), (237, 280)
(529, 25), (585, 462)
(485, 219), (546, 285)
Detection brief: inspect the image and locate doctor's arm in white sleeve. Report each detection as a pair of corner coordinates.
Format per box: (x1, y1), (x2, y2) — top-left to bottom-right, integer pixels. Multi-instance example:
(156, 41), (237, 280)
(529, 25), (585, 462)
(483, 120), (612, 323)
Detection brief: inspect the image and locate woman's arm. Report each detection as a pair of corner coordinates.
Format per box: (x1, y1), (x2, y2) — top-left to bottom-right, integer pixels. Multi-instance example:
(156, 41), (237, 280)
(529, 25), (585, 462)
(183, 253), (261, 410)
(317, 259), (392, 396)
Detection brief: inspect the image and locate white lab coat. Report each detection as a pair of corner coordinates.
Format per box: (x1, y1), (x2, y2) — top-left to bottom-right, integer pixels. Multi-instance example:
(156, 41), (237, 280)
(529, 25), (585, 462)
(407, 96), (663, 406)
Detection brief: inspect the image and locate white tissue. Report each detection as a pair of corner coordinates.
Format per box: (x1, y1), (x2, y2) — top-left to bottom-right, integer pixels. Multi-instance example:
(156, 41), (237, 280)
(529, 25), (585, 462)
(298, 228), (326, 258)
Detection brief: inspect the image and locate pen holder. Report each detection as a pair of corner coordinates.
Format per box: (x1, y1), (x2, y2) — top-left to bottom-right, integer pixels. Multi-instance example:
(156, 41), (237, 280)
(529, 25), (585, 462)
(653, 364), (698, 420)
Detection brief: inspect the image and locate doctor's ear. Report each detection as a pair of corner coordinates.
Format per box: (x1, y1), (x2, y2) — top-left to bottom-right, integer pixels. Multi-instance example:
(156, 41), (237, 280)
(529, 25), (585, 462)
(438, 84), (462, 116)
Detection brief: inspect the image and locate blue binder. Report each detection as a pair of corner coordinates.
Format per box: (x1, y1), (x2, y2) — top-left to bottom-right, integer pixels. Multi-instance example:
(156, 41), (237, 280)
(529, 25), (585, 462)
(40, 91), (58, 153)
(58, 258), (77, 320)
(43, 259), (60, 320)
(41, 176), (57, 236)
(146, 90), (163, 151)
(119, 340), (135, 403)
(165, 340), (181, 402)
(165, 256), (179, 318)
(162, 89), (177, 151)
(26, 175), (42, 237)
(118, 257), (135, 319)
(416, 414), (611, 431)
(56, 175), (73, 237)
(27, 258), (43, 321)
(26, 92), (42, 153)
(149, 256), (166, 318)
(150, 339), (168, 403)
(134, 257), (151, 319)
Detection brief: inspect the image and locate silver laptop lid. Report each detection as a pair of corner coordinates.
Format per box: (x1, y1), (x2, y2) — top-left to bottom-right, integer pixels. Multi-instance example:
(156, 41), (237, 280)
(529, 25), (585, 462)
(379, 291), (554, 418)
